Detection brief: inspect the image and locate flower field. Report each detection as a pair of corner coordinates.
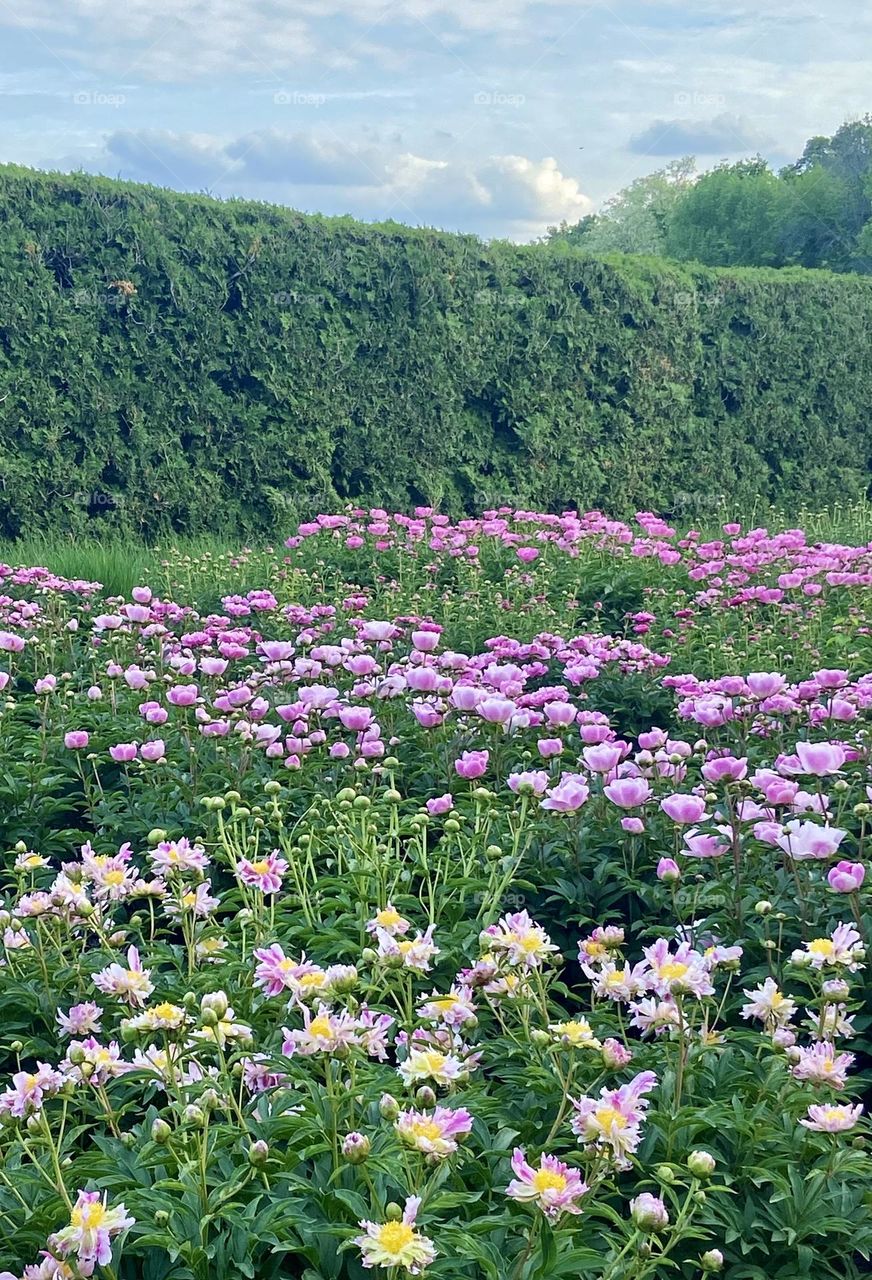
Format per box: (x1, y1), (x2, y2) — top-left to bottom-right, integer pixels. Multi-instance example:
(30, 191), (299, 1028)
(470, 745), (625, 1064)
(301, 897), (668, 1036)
(0, 506), (870, 1280)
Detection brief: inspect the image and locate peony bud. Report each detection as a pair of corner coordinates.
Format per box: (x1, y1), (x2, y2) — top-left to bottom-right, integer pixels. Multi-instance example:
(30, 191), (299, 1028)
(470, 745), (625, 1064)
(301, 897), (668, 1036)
(379, 1093), (400, 1121)
(630, 1193), (669, 1232)
(687, 1150), (716, 1179)
(200, 991), (229, 1018)
(342, 1132), (371, 1163)
(152, 1118), (172, 1144)
(602, 1038), (632, 1068)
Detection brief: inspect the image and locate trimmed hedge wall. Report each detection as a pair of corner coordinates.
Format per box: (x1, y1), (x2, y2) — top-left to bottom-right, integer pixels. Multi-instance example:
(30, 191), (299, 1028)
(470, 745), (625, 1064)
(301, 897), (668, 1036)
(0, 164), (870, 537)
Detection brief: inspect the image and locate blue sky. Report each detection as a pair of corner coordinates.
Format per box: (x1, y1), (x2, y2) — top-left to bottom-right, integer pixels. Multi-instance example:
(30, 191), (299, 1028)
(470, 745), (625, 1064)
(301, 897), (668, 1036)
(1, 1), (870, 239)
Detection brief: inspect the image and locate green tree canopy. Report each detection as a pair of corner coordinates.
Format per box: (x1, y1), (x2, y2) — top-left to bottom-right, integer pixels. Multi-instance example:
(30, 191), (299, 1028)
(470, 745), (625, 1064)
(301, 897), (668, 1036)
(547, 158), (695, 256)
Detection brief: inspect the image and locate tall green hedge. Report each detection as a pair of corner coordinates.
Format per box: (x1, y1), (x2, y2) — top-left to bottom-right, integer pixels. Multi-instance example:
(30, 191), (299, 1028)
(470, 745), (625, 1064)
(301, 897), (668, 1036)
(0, 163), (870, 537)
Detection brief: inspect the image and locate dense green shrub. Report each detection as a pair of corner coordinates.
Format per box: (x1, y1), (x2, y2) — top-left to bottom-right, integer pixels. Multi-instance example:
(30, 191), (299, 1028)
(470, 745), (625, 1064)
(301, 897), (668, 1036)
(0, 164), (870, 537)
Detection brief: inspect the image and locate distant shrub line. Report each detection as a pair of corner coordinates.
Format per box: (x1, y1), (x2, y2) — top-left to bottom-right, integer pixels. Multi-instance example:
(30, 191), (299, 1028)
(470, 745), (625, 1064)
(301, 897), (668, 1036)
(0, 165), (870, 536)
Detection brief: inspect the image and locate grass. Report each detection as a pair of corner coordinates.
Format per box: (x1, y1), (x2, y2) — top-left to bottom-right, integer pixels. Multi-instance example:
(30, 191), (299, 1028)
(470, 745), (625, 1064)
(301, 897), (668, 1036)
(0, 535), (242, 599)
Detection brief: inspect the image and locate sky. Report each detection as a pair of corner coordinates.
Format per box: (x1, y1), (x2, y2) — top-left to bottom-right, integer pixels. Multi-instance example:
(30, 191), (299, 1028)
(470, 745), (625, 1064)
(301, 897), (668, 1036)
(1, 1), (871, 240)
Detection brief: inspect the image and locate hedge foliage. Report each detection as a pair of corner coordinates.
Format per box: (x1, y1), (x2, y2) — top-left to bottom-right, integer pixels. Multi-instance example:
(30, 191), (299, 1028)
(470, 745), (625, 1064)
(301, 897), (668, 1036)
(0, 164), (871, 537)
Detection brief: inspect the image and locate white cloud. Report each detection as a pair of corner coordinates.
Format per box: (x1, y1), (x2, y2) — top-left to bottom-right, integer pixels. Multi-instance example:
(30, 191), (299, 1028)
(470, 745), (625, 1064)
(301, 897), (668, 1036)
(2, 0), (596, 80)
(629, 112), (768, 156)
(91, 127), (591, 237)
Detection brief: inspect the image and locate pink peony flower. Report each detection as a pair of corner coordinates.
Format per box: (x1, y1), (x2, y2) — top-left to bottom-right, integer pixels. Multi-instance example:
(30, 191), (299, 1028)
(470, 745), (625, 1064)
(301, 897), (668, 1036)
(794, 740), (847, 776)
(582, 742), (627, 773)
(604, 777), (652, 808)
(238, 851), (288, 894)
(660, 793), (708, 824)
(775, 820), (847, 861)
(827, 861), (865, 892)
(354, 1195), (436, 1273)
(454, 749), (489, 780)
(682, 828), (728, 858)
(48, 1190), (134, 1276)
(426, 793), (453, 815)
(701, 755), (747, 784)
(395, 1105), (473, 1158)
(540, 774), (590, 813)
(506, 1149), (588, 1219)
(800, 1103), (863, 1133)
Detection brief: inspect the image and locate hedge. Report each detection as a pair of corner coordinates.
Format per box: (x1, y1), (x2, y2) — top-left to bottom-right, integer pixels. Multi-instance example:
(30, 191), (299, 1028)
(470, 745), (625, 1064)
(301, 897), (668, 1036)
(0, 163), (870, 537)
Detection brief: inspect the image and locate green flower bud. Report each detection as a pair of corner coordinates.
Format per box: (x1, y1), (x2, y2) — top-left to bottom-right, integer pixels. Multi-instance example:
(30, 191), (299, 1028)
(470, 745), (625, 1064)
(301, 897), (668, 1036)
(687, 1150), (716, 1179)
(342, 1132), (371, 1163)
(200, 991), (229, 1018)
(379, 1093), (400, 1121)
(152, 1118), (172, 1143)
(631, 1194), (669, 1232)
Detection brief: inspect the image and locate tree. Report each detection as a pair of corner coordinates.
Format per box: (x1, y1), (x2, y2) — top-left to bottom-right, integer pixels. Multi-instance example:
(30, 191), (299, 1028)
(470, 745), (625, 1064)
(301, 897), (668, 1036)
(546, 158), (696, 255)
(664, 158), (783, 267)
(776, 166), (855, 271)
(786, 116), (872, 245)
